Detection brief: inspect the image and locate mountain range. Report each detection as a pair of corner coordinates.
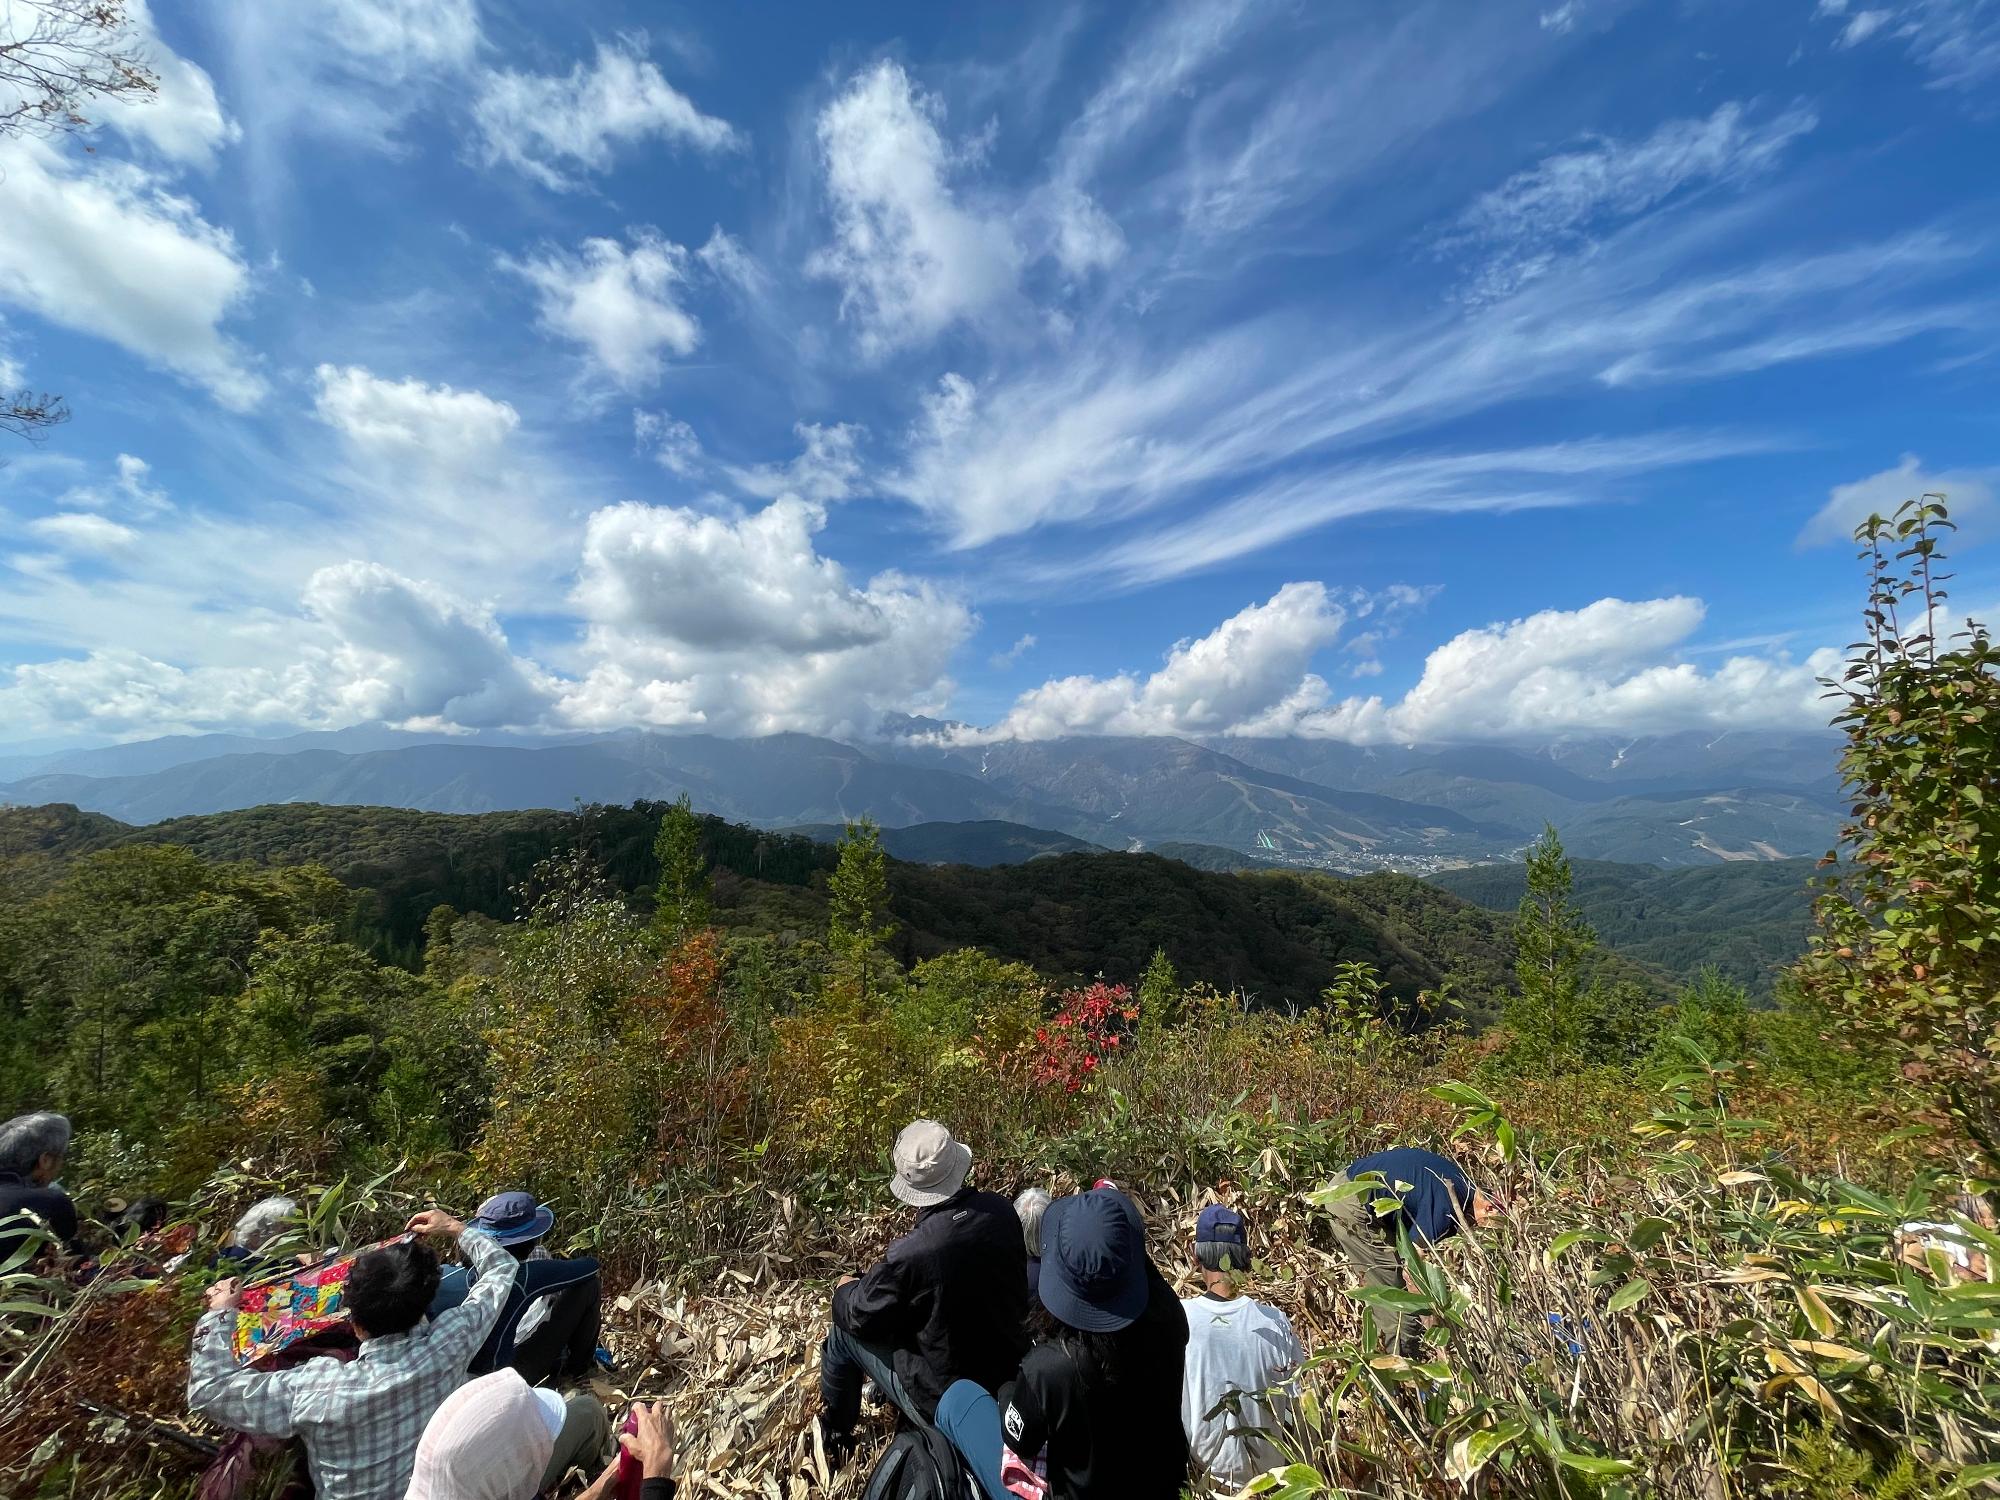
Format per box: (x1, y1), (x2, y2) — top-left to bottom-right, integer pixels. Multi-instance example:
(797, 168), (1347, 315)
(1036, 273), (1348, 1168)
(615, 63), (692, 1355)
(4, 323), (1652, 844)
(0, 724), (1846, 869)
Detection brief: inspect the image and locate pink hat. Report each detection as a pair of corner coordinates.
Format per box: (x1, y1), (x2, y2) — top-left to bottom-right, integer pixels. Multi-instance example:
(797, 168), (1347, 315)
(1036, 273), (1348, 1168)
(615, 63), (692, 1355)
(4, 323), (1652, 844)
(406, 1369), (564, 1500)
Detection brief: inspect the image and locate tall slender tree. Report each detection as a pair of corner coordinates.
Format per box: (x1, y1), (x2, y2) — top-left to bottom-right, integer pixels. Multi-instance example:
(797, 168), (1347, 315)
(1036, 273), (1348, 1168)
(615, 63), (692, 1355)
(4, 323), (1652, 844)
(828, 818), (896, 1006)
(1504, 825), (1596, 1075)
(1137, 946), (1180, 1039)
(1796, 498), (2000, 1172)
(652, 795), (711, 946)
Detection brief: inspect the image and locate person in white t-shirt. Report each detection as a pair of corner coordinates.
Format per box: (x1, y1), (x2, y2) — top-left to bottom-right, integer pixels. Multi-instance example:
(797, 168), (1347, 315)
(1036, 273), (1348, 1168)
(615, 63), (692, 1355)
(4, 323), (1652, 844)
(1179, 1204), (1305, 1493)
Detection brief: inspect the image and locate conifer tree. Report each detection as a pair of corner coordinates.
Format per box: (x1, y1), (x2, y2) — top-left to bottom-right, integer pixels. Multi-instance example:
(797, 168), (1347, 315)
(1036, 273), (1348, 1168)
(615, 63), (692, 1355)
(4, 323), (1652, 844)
(829, 818), (897, 1005)
(652, 795), (711, 946)
(1505, 825), (1596, 1075)
(1137, 946), (1180, 1039)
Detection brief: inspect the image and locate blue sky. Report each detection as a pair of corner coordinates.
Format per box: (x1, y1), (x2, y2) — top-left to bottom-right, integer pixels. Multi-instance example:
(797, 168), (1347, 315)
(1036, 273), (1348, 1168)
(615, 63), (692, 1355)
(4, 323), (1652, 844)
(0, 0), (1995, 748)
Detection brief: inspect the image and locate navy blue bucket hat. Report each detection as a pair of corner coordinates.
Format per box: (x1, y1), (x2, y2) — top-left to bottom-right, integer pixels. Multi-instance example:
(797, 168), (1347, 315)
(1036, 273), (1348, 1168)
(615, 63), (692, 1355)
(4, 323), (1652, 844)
(1038, 1188), (1150, 1332)
(469, 1190), (555, 1246)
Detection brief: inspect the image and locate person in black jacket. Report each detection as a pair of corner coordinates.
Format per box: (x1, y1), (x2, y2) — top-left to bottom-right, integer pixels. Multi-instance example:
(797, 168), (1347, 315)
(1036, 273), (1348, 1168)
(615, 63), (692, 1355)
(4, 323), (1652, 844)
(1000, 1187), (1190, 1500)
(0, 1112), (78, 1266)
(815, 1120), (1027, 1463)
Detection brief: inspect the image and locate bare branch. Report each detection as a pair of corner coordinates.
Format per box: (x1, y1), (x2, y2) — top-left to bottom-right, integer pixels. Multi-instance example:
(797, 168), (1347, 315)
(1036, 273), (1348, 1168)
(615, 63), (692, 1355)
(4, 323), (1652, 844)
(0, 0), (158, 141)
(1, 388), (71, 440)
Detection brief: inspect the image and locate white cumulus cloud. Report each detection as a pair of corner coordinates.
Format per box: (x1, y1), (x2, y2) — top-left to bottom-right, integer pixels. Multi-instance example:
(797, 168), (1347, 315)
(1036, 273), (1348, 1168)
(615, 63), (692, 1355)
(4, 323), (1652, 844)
(0, 138), (261, 407)
(0, 650), (313, 738)
(1309, 598), (1840, 743)
(808, 61), (1021, 356)
(103, 0), (241, 168)
(472, 38), (740, 191)
(314, 362), (519, 458)
(562, 495), (972, 737)
(979, 589), (1840, 744)
(0, 561), (554, 738)
(303, 561), (555, 728)
(504, 231), (701, 390)
(977, 583), (1347, 740)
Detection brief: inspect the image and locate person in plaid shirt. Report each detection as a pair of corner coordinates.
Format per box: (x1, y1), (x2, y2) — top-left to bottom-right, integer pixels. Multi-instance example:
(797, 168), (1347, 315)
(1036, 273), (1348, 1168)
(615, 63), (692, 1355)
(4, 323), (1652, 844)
(188, 1208), (516, 1500)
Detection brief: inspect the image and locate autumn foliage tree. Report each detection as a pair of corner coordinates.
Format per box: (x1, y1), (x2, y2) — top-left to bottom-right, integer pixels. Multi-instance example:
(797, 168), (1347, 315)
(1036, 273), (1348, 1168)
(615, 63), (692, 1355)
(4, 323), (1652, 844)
(1796, 498), (2000, 1175)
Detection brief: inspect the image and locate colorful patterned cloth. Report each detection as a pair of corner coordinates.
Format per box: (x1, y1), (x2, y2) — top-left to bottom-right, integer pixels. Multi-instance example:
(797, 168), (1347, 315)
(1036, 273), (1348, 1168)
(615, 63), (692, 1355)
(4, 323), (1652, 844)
(230, 1235), (413, 1365)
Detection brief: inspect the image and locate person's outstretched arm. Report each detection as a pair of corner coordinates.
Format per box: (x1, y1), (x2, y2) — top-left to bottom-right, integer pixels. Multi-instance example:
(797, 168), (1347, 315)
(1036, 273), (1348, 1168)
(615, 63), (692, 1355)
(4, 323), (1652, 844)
(186, 1278), (301, 1438)
(406, 1209), (514, 1368)
(577, 1402), (678, 1500)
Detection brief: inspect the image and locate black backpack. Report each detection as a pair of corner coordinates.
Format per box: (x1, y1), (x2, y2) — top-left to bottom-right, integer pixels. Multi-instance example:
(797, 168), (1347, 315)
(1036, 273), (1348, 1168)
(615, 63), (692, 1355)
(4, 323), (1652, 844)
(860, 1424), (986, 1500)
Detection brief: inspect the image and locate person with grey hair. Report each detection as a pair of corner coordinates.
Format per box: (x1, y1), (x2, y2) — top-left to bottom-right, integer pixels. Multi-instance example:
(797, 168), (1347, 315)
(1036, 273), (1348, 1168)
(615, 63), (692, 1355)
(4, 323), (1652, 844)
(1179, 1205), (1302, 1493)
(0, 1111), (77, 1263)
(1014, 1187), (1052, 1302)
(217, 1196), (301, 1276)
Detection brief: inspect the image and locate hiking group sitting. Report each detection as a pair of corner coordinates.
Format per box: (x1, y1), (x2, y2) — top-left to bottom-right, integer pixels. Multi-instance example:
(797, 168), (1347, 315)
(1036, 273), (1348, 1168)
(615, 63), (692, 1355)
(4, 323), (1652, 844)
(3, 1103), (1495, 1500)
(810, 1119), (1488, 1500)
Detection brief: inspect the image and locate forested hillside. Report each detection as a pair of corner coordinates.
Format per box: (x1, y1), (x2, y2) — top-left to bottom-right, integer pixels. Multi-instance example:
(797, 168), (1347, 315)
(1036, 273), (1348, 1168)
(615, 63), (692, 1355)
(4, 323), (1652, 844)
(779, 819), (1103, 865)
(1431, 856), (1816, 995)
(1, 800), (1683, 1015)
(1, 724), (1847, 869)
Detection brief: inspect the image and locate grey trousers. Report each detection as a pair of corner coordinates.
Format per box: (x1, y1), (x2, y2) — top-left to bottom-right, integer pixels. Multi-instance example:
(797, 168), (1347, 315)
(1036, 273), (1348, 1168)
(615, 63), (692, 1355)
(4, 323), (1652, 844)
(539, 1390), (611, 1492)
(820, 1325), (927, 1434)
(1323, 1172), (1422, 1358)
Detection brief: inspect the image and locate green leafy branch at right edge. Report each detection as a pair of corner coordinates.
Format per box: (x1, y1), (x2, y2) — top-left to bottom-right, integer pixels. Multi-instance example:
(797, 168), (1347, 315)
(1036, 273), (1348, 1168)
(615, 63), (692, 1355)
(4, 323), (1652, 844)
(1793, 497), (2000, 1178)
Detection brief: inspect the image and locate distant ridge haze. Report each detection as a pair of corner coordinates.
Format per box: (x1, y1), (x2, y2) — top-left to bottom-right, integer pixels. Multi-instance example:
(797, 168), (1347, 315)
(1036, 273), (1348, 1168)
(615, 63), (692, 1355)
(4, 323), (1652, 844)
(0, 726), (1844, 868)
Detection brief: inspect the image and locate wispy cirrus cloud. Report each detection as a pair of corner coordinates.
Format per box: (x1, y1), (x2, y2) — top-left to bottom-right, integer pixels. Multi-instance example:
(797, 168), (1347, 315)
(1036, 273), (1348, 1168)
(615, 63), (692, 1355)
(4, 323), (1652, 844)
(886, 210), (1976, 575)
(1817, 0), (2000, 89)
(472, 38), (741, 191)
(1441, 101), (1818, 305)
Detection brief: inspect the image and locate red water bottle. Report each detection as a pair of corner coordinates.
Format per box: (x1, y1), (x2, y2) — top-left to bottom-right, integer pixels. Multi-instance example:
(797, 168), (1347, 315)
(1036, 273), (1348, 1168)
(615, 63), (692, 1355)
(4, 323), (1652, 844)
(617, 1409), (643, 1500)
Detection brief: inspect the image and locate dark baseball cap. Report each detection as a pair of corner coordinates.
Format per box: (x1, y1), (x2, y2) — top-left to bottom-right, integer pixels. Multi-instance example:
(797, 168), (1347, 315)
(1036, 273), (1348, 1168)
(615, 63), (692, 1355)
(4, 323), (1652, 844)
(1196, 1203), (1248, 1249)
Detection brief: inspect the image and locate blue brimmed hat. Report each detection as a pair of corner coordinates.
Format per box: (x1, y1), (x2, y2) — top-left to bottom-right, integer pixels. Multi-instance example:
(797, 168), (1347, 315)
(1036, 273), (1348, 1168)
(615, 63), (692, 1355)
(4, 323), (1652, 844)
(1038, 1188), (1150, 1332)
(469, 1190), (555, 1246)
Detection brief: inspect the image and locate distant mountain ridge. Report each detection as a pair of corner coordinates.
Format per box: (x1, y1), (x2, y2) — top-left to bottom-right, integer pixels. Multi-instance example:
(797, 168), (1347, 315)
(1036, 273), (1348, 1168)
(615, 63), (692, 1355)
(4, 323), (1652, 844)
(0, 725), (1845, 869)
(779, 820), (1103, 866)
